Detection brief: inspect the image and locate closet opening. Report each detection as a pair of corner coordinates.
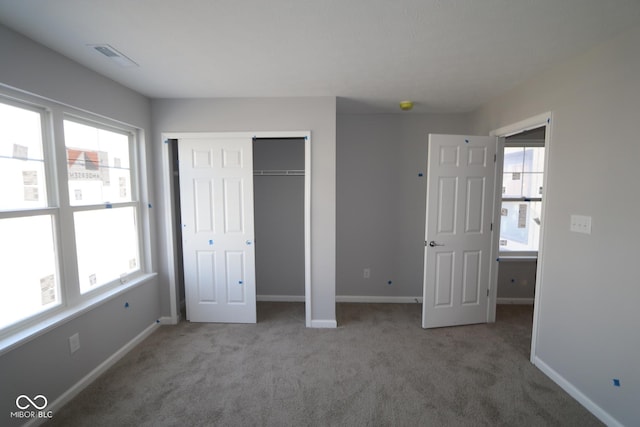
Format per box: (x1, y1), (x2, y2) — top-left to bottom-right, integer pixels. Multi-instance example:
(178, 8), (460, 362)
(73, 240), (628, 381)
(165, 133), (311, 326)
(253, 138), (306, 321)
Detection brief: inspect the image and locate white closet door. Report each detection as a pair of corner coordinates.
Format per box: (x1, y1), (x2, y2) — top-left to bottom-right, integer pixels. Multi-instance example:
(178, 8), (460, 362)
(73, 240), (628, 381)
(179, 136), (256, 323)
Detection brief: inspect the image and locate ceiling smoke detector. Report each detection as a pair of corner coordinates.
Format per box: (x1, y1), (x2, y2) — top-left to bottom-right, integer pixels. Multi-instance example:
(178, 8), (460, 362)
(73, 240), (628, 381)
(399, 100), (414, 111)
(88, 44), (138, 68)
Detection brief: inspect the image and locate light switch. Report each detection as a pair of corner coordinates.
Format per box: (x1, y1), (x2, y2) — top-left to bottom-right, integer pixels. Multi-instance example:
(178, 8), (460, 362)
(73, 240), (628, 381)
(570, 215), (592, 234)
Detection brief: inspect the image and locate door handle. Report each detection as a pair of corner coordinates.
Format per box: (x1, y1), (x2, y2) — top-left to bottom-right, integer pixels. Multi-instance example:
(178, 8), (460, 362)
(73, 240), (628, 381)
(428, 241), (445, 247)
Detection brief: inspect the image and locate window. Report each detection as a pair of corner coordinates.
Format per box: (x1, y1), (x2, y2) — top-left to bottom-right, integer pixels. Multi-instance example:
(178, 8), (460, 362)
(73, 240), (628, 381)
(0, 101), (60, 330)
(499, 137), (545, 255)
(64, 119), (140, 293)
(0, 92), (147, 337)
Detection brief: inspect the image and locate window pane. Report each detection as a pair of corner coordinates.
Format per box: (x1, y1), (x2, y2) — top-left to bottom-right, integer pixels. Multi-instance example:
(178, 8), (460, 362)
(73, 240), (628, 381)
(522, 147), (545, 198)
(64, 120), (132, 206)
(0, 215), (60, 329)
(503, 147), (524, 172)
(75, 207), (139, 293)
(502, 172), (523, 198)
(523, 147), (545, 173)
(502, 147), (545, 199)
(499, 201), (541, 252)
(0, 102), (48, 210)
(523, 172), (544, 198)
(502, 147), (524, 198)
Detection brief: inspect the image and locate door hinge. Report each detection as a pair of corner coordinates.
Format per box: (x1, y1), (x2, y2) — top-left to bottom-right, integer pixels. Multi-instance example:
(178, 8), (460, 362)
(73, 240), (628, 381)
(494, 154), (497, 162)
(487, 288), (490, 296)
(490, 223), (493, 231)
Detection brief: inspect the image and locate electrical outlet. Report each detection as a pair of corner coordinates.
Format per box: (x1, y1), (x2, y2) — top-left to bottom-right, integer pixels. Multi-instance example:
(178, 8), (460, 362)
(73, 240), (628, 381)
(363, 268), (370, 279)
(69, 333), (80, 354)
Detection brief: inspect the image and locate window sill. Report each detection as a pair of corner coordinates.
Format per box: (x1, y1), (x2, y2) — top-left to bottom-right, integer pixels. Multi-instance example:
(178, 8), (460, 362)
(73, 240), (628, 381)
(0, 272), (157, 356)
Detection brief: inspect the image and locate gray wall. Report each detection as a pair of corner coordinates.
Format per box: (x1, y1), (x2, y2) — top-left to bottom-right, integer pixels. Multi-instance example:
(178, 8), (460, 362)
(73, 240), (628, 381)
(254, 139), (305, 297)
(336, 113), (471, 298)
(497, 261), (536, 300)
(151, 97), (337, 323)
(0, 24), (160, 426)
(470, 22), (640, 426)
(0, 25), (150, 129)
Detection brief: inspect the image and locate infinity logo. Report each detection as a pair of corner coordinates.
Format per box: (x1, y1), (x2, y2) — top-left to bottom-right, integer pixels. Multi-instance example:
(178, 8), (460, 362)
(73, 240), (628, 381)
(16, 395), (48, 410)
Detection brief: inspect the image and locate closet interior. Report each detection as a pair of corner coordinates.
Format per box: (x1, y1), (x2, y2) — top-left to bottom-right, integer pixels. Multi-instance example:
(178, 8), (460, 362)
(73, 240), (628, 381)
(253, 138), (305, 299)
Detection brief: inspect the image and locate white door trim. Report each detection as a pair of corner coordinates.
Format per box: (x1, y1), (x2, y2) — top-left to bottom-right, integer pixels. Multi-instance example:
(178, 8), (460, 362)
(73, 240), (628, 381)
(161, 131), (312, 327)
(489, 112), (553, 364)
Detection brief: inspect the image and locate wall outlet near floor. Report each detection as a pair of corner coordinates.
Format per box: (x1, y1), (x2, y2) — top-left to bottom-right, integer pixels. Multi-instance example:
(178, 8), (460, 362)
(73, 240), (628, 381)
(363, 268), (370, 279)
(69, 333), (80, 354)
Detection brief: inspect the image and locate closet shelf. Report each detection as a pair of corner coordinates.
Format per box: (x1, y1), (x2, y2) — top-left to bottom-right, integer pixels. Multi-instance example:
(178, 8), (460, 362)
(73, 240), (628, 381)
(253, 170), (305, 176)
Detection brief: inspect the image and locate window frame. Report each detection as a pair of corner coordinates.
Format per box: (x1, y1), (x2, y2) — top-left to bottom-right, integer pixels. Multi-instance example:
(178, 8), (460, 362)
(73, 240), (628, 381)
(0, 86), (153, 347)
(498, 139), (545, 258)
(0, 96), (65, 333)
(62, 115), (144, 295)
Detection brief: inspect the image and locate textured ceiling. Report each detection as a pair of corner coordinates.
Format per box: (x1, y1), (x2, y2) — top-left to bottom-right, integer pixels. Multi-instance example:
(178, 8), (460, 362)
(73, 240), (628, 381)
(0, 0), (639, 113)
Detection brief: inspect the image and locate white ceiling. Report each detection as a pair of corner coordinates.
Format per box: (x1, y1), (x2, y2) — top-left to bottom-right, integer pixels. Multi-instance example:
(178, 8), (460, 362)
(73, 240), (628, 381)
(1, 0), (639, 113)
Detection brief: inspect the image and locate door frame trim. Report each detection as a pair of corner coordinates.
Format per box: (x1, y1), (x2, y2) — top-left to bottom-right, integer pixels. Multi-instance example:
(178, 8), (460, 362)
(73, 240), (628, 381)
(489, 111), (553, 364)
(161, 131), (312, 327)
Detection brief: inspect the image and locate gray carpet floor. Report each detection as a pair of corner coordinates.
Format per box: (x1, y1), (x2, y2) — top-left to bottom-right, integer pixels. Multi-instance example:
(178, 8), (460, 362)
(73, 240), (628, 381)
(47, 303), (602, 426)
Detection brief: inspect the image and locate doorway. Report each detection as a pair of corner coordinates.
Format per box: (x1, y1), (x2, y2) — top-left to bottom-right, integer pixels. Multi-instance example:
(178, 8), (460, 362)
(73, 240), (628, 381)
(497, 126), (545, 303)
(490, 112), (552, 363)
(494, 126), (545, 357)
(162, 131), (312, 326)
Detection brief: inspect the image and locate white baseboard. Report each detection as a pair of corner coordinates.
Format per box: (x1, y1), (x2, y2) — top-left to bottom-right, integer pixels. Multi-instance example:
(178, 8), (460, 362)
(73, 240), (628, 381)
(28, 322), (159, 426)
(257, 295), (424, 304)
(497, 297), (534, 305)
(336, 295), (423, 304)
(257, 294), (305, 302)
(310, 319), (337, 328)
(157, 315), (179, 325)
(533, 356), (622, 427)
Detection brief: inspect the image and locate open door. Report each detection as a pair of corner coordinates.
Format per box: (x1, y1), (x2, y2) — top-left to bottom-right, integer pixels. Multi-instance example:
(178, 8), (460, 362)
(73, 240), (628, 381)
(422, 134), (497, 328)
(178, 136), (256, 323)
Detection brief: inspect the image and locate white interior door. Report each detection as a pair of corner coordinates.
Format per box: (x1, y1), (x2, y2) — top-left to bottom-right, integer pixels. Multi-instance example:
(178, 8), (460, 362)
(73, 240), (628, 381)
(178, 136), (256, 323)
(422, 134), (497, 328)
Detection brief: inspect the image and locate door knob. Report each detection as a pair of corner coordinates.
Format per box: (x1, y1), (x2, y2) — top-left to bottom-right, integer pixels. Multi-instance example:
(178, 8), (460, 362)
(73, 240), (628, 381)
(429, 241), (445, 247)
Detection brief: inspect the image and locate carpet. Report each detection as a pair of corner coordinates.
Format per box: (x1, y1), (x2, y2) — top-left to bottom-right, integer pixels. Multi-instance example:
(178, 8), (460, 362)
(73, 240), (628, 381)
(47, 302), (602, 426)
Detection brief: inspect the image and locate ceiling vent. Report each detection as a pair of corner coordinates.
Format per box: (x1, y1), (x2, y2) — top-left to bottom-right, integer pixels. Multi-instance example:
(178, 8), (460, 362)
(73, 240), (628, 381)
(88, 44), (138, 68)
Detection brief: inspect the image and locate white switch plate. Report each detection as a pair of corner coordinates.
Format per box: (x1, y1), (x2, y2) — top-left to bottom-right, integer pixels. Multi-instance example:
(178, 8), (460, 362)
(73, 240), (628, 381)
(363, 268), (371, 279)
(570, 215), (592, 234)
(69, 333), (80, 354)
